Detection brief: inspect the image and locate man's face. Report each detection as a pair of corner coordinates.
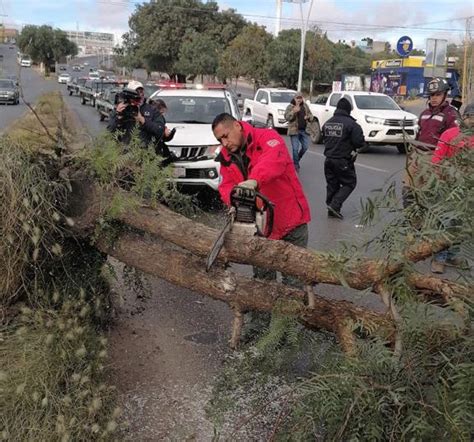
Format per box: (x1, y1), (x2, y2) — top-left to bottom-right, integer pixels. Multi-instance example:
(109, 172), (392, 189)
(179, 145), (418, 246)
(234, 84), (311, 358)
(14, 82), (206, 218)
(213, 121), (244, 153)
(429, 91), (445, 107)
(137, 87), (145, 99)
(295, 95), (303, 105)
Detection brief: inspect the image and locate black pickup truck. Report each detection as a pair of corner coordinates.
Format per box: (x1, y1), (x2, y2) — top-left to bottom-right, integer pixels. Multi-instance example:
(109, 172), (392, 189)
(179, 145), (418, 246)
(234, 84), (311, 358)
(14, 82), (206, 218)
(96, 87), (123, 121)
(79, 80), (127, 107)
(67, 77), (87, 96)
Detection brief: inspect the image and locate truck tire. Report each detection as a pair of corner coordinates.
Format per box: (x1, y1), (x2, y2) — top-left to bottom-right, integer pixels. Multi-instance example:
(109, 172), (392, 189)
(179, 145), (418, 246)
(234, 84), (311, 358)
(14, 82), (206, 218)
(396, 143), (407, 154)
(310, 120), (322, 144)
(266, 115), (274, 129)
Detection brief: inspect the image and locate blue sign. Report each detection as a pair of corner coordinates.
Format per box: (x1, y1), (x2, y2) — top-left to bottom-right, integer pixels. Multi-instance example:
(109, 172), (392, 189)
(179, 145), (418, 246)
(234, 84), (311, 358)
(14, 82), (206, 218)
(396, 36), (413, 57)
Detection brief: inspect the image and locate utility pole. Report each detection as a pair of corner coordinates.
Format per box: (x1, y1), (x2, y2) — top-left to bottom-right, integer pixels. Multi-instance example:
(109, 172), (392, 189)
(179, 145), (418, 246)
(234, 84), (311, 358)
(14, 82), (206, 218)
(461, 17), (472, 104)
(275, 0), (282, 37)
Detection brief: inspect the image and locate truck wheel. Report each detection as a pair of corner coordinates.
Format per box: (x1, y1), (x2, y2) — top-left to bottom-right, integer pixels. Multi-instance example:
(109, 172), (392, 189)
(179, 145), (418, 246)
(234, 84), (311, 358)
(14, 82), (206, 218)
(310, 121), (322, 144)
(396, 144), (407, 154)
(266, 115), (274, 129)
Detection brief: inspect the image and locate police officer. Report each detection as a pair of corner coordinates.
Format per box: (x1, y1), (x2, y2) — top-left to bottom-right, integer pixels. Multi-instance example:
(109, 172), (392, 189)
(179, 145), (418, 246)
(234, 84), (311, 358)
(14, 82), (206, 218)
(107, 80), (167, 149)
(322, 97), (365, 219)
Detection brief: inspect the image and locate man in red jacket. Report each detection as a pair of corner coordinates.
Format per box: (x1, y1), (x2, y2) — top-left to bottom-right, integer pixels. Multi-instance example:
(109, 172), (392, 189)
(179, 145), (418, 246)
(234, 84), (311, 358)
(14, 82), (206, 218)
(429, 103), (474, 274)
(212, 113), (311, 283)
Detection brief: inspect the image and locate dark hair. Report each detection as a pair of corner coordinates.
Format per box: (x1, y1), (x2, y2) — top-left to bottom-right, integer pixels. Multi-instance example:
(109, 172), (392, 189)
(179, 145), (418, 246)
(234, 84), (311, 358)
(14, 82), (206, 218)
(212, 112), (236, 130)
(149, 98), (167, 111)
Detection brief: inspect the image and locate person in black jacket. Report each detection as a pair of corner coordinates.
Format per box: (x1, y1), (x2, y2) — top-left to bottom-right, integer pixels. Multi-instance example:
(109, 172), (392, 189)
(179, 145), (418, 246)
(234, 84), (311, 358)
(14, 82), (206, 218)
(107, 80), (167, 150)
(322, 97), (365, 219)
(148, 98), (177, 166)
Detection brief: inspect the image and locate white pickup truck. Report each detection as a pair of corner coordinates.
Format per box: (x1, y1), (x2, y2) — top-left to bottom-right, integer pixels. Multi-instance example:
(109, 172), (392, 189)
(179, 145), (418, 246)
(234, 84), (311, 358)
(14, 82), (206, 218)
(307, 91), (418, 153)
(243, 88), (297, 129)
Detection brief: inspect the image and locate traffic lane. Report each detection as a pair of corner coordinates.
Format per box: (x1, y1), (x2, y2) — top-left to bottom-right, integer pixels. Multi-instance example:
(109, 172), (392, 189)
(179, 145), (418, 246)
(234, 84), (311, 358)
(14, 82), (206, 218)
(285, 136), (404, 252)
(0, 44), (60, 131)
(60, 84), (105, 137)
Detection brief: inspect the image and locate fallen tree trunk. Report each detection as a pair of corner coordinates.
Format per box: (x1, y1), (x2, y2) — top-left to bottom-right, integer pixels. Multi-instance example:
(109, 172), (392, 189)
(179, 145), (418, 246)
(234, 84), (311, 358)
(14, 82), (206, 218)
(72, 186), (460, 294)
(96, 232), (394, 353)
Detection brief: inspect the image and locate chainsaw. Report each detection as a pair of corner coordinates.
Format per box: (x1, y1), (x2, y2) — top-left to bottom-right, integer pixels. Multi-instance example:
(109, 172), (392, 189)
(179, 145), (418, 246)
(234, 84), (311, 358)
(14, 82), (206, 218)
(205, 186), (274, 271)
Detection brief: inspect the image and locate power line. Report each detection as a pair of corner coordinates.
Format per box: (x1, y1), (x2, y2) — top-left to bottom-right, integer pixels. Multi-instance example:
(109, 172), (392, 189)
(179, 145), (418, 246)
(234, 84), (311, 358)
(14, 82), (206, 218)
(93, 0), (469, 32)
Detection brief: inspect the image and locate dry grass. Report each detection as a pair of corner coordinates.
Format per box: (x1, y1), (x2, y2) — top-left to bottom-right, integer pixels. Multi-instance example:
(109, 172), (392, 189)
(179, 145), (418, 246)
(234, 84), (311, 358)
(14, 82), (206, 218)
(6, 91), (76, 151)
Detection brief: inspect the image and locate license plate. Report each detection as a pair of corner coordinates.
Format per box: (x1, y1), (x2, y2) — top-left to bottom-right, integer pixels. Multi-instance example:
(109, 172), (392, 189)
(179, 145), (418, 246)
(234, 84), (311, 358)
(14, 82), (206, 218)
(172, 166), (186, 178)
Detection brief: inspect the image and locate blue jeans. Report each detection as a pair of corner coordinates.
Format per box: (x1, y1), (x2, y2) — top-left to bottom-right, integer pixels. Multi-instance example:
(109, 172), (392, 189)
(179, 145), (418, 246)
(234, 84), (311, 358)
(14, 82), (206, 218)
(290, 130), (310, 169)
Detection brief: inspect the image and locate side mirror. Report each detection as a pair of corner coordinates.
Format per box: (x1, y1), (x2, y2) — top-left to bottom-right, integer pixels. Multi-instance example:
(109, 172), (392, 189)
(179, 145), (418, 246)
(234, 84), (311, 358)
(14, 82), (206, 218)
(260, 98), (268, 105)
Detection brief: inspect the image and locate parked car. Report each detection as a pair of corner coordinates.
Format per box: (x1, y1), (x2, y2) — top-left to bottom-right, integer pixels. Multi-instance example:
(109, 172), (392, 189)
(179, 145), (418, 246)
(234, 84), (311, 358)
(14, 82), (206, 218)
(243, 88), (297, 129)
(58, 73), (71, 84)
(67, 77), (87, 96)
(0, 78), (20, 104)
(79, 79), (127, 107)
(96, 87), (125, 121)
(149, 85), (241, 191)
(72, 65), (81, 71)
(59, 65), (68, 71)
(307, 91), (418, 152)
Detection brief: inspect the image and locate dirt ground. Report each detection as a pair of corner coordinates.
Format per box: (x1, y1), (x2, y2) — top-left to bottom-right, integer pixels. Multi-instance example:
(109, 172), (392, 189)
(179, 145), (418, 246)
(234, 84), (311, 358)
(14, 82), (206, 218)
(107, 259), (234, 440)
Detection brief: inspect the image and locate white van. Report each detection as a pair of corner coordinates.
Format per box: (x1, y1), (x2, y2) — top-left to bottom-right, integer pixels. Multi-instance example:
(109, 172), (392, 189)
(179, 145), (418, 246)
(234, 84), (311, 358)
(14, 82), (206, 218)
(20, 56), (32, 67)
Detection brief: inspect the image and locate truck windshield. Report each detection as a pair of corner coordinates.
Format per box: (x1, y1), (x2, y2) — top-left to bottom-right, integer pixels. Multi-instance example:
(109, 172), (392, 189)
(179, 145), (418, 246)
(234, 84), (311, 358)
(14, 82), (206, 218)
(270, 92), (296, 103)
(354, 95), (400, 110)
(164, 96), (231, 124)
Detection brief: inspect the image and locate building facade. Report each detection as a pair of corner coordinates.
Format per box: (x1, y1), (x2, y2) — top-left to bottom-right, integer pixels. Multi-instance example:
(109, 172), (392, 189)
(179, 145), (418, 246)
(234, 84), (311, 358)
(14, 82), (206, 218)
(0, 26), (19, 43)
(64, 30), (114, 56)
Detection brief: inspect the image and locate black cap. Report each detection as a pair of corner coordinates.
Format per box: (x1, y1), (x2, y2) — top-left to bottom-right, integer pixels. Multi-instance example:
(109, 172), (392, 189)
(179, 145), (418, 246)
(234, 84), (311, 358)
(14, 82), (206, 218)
(337, 97), (352, 113)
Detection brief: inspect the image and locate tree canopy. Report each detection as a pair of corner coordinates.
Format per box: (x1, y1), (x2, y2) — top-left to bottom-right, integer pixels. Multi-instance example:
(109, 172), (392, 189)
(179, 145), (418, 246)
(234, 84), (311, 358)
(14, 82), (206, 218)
(125, 0), (246, 79)
(18, 25), (77, 73)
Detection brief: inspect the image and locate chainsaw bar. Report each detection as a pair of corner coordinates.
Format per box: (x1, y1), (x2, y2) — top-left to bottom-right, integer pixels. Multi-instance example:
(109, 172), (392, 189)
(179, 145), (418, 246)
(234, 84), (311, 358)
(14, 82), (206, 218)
(205, 207), (235, 272)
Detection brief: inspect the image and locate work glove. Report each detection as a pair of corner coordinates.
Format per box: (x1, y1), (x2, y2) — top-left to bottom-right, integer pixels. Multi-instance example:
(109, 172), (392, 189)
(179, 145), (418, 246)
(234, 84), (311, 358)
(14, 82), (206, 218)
(232, 179), (258, 199)
(238, 179), (258, 190)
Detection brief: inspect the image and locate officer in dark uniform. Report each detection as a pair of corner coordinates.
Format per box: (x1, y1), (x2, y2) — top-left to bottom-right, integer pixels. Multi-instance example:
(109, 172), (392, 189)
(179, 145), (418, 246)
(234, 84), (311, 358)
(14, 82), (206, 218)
(322, 97), (365, 219)
(107, 80), (168, 151)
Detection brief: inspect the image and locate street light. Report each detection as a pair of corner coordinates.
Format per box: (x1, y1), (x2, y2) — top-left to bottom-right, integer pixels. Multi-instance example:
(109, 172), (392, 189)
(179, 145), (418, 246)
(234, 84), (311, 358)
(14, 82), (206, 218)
(277, 0), (314, 92)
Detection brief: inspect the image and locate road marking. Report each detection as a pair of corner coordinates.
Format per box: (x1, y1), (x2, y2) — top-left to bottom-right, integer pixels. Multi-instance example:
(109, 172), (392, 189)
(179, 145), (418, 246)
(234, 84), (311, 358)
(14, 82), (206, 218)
(306, 150), (389, 173)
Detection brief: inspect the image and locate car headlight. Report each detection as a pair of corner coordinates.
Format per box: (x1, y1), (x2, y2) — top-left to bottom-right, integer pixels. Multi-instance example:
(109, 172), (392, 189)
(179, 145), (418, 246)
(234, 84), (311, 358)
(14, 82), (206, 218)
(278, 109), (285, 116)
(365, 116), (385, 125)
(206, 144), (221, 158)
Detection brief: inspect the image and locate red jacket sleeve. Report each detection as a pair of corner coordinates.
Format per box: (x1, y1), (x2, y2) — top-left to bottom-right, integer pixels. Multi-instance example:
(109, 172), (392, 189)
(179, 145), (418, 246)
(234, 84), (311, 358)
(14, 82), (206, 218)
(218, 165), (237, 206)
(432, 130), (453, 164)
(248, 134), (289, 185)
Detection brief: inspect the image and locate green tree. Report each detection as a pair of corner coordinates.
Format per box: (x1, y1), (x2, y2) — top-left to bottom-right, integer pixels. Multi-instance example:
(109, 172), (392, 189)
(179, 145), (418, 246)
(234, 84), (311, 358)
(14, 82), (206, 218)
(266, 29), (301, 89)
(127, 0), (246, 80)
(305, 30), (334, 84)
(218, 24), (272, 85)
(174, 32), (219, 80)
(17, 25), (77, 75)
(332, 42), (371, 76)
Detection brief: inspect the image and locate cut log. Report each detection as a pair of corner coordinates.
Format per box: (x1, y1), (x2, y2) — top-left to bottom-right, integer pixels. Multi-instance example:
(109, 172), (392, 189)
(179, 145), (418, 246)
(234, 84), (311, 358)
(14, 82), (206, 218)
(96, 232), (394, 353)
(71, 186), (457, 293)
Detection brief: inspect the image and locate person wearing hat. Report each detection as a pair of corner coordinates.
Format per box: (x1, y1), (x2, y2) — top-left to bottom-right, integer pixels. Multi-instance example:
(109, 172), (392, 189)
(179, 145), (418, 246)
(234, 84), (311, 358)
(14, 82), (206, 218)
(107, 80), (168, 151)
(284, 93), (315, 171)
(429, 103), (474, 274)
(322, 97), (365, 219)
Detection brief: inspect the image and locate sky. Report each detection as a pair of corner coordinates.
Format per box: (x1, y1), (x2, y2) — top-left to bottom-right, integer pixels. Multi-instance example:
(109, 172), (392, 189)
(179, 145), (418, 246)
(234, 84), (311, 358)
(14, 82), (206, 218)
(1, 0), (472, 49)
